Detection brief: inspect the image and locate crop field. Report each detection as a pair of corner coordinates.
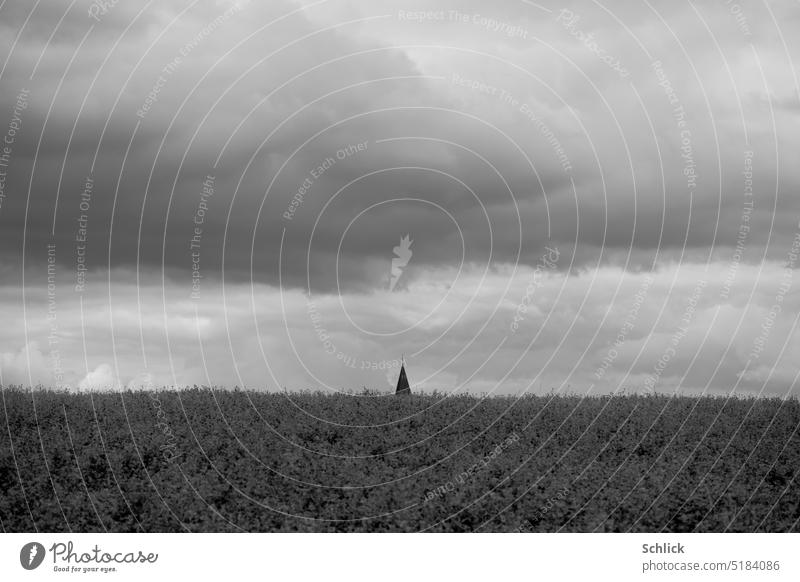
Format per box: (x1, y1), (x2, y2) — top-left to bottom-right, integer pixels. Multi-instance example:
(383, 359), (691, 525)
(1, 387), (798, 532)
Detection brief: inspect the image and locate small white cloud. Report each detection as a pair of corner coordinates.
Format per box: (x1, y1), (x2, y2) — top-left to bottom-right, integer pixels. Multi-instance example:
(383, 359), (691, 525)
(125, 372), (159, 391)
(0, 342), (52, 387)
(78, 363), (120, 392)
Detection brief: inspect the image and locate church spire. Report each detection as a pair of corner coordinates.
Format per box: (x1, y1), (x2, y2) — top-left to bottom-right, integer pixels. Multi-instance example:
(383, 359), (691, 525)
(395, 358), (410, 395)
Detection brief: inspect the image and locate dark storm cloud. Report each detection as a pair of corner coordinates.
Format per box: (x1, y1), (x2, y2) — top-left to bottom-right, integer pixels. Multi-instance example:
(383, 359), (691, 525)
(1, 0), (468, 291)
(2, 0), (798, 295)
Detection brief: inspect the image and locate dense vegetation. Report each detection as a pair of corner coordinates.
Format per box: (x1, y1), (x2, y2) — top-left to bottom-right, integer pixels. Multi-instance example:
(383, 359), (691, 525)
(1, 387), (798, 532)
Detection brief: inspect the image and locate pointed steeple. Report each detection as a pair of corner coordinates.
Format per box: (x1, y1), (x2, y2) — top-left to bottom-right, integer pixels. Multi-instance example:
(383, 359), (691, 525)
(395, 358), (410, 395)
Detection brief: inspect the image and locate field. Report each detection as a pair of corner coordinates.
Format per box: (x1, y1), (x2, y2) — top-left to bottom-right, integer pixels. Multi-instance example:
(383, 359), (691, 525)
(1, 387), (798, 532)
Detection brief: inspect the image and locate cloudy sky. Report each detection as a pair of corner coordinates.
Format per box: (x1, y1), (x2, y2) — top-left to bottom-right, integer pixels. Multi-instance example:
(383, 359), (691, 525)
(0, 0), (798, 396)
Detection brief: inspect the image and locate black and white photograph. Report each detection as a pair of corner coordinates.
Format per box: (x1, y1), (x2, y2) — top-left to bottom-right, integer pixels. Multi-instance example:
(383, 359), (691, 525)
(0, 0), (799, 578)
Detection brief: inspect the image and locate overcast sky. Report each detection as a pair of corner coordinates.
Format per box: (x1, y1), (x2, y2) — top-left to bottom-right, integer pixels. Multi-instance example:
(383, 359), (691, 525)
(1, 0), (798, 396)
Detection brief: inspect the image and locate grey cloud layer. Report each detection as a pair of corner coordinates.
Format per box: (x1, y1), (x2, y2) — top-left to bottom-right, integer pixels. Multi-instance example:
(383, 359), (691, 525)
(0, 0), (797, 293)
